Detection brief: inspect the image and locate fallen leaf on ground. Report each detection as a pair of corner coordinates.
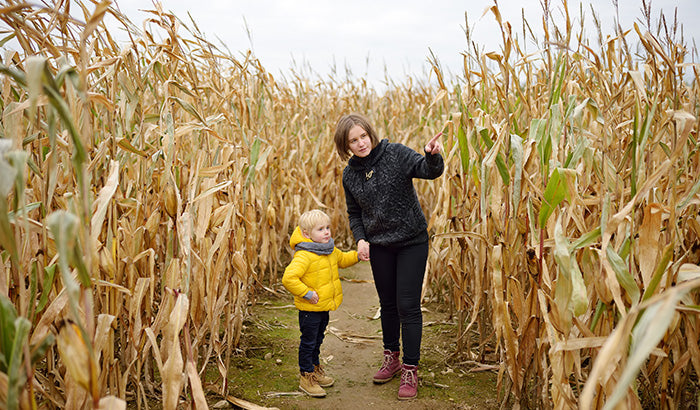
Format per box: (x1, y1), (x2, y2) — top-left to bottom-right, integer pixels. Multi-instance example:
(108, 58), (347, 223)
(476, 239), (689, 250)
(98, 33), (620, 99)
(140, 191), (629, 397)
(328, 326), (381, 344)
(226, 394), (280, 409)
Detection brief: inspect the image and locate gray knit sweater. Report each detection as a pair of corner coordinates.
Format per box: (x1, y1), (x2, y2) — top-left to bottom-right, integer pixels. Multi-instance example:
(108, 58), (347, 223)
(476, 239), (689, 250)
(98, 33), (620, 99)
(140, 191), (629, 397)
(342, 139), (444, 247)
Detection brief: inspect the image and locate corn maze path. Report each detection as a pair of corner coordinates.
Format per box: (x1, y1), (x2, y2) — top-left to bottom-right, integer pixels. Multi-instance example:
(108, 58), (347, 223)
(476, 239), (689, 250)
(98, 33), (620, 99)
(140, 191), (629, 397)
(271, 261), (477, 410)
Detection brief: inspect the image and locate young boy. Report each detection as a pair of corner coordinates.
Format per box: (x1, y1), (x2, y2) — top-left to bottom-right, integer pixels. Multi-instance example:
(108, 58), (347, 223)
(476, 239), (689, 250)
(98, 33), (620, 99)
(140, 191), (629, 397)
(282, 209), (359, 397)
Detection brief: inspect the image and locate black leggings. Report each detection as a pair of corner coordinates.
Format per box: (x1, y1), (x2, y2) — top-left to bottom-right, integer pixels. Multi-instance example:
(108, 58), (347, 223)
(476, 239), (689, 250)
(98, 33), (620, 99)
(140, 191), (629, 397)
(369, 240), (428, 366)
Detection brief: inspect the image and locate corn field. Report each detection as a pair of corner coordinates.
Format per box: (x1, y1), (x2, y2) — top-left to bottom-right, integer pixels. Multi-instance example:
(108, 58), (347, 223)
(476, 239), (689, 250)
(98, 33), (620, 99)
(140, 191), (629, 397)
(0, 0), (699, 409)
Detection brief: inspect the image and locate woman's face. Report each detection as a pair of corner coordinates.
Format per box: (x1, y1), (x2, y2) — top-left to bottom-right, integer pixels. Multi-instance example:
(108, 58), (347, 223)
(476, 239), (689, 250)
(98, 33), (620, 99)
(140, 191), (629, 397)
(347, 124), (372, 158)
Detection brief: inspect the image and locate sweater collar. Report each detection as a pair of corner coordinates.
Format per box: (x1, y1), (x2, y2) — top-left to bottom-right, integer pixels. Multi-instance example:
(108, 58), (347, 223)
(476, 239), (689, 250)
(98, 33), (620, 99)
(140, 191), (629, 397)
(348, 139), (388, 169)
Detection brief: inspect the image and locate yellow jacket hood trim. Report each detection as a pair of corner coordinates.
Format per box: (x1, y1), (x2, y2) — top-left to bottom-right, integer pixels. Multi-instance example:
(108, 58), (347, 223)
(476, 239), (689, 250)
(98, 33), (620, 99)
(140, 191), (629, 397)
(289, 225), (311, 248)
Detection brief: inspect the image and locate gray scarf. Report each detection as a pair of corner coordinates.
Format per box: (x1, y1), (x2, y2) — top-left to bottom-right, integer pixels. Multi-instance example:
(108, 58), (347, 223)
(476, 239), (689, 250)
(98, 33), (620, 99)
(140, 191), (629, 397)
(295, 238), (335, 255)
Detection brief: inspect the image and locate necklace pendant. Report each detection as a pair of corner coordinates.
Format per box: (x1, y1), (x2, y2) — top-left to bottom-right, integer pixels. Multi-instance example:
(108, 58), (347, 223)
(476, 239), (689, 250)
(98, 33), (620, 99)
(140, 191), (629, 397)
(365, 170), (374, 180)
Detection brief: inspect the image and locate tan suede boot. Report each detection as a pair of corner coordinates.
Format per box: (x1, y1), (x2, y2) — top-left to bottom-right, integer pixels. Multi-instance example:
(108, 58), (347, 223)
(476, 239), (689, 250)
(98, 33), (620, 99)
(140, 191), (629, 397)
(299, 372), (326, 397)
(313, 364), (334, 387)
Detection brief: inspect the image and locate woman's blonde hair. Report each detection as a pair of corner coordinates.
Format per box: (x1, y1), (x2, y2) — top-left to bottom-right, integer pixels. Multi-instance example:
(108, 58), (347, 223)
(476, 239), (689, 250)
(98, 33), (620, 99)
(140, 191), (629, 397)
(299, 209), (331, 233)
(333, 113), (380, 161)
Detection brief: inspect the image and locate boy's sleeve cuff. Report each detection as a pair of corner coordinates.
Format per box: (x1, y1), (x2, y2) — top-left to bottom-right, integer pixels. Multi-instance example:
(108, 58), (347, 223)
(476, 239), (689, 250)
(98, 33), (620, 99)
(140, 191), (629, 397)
(303, 291), (313, 300)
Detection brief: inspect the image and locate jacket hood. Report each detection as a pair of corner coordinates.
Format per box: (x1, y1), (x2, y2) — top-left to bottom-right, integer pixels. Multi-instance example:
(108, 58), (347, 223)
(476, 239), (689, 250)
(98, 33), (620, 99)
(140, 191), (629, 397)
(289, 226), (312, 248)
(348, 138), (388, 169)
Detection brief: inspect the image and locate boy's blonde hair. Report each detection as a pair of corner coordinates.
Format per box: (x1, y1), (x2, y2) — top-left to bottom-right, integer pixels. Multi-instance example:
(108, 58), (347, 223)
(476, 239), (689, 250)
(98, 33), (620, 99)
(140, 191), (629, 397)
(299, 209), (331, 233)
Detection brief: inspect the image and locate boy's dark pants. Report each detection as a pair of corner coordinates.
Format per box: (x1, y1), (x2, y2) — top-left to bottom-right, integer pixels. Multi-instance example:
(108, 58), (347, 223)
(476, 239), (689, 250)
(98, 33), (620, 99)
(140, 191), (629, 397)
(298, 310), (329, 373)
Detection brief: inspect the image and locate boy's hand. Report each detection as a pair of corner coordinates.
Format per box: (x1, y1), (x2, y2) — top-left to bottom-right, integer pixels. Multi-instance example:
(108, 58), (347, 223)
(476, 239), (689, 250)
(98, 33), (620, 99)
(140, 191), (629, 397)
(308, 291), (319, 304)
(357, 239), (370, 261)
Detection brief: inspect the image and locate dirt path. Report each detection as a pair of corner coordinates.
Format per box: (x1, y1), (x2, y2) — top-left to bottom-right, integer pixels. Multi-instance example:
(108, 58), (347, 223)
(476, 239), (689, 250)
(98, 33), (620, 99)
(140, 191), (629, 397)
(268, 261), (489, 410)
(223, 260), (498, 409)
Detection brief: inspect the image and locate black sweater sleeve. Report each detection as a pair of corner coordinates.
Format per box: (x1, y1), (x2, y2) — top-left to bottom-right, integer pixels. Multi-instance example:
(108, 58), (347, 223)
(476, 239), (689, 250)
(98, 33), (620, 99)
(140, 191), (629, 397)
(398, 144), (445, 180)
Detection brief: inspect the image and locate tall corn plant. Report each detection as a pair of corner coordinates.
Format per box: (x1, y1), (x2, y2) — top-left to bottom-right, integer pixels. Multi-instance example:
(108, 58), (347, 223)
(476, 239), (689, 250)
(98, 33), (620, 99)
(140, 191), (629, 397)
(4, 0), (698, 408)
(0, 1), (269, 407)
(0, 0), (447, 407)
(427, 1), (700, 408)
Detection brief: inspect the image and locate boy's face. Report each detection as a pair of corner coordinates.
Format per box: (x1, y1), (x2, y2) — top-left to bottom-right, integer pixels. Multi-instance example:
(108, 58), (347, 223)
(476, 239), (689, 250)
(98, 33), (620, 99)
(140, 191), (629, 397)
(303, 221), (331, 243)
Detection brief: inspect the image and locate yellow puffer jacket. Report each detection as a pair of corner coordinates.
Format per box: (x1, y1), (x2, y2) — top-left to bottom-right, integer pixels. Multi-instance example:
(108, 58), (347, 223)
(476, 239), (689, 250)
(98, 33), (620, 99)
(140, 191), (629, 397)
(282, 226), (358, 311)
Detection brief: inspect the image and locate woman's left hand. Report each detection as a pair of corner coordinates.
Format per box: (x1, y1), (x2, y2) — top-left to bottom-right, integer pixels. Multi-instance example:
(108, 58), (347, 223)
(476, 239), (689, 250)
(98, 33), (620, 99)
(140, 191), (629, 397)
(425, 132), (443, 154)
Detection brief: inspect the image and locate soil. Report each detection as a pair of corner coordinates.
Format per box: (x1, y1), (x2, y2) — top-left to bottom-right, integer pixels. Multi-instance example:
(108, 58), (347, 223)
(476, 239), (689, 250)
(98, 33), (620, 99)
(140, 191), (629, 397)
(219, 261), (499, 410)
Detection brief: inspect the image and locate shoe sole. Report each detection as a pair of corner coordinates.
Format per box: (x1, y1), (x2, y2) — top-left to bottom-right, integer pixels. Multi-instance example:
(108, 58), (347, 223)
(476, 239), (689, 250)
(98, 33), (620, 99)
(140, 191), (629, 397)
(299, 387), (326, 398)
(398, 393), (417, 400)
(372, 370), (401, 384)
(318, 381), (334, 387)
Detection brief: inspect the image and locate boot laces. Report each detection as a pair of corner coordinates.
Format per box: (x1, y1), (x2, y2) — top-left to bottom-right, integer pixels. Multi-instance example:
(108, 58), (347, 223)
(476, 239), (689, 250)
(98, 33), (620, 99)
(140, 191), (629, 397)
(379, 353), (396, 371)
(401, 366), (417, 386)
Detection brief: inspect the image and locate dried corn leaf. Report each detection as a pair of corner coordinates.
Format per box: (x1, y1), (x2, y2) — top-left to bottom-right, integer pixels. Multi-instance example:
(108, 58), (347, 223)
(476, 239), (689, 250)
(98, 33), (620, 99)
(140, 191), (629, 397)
(553, 218), (588, 321)
(162, 293), (189, 410)
(327, 326), (381, 344)
(603, 280), (700, 409)
(638, 204), (664, 287)
(185, 361), (207, 409)
(97, 395), (126, 409)
(90, 160), (119, 245)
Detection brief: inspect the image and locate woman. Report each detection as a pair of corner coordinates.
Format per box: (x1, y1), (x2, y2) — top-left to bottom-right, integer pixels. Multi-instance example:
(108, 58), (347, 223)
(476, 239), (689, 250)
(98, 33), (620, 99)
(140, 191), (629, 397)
(333, 113), (444, 400)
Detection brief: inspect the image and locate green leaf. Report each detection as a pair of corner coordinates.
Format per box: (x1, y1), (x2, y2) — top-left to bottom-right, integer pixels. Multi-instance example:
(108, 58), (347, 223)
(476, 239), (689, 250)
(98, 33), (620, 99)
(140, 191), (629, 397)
(6, 150), (27, 212)
(563, 137), (588, 169)
(0, 156), (19, 270)
(533, 118), (551, 175)
(479, 126), (494, 149)
(29, 333), (54, 367)
(589, 300), (606, 332)
(641, 243), (673, 301)
(606, 244), (640, 305)
(71, 245), (92, 288)
(117, 137), (148, 158)
(548, 55), (567, 106)
(7, 202), (42, 223)
(244, 137), (262, 190)
(172, 96), (208, 125)
(601, 193), (611, 239)
(572, 97), (604, 124)
(0, 33), (15, 48)
(7, 317), (31, 410)
(36, 264), (57, 313)
(456, 119), (470, 174)
(538, 168), (569, 229)
(495, 153), (510, 186)
(36, 61), (86, 167)
(636, 103), (656, 160)
(677, 176), (700, 211)
(571, 227), (601, 250)
(0, 293), (18, 372)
